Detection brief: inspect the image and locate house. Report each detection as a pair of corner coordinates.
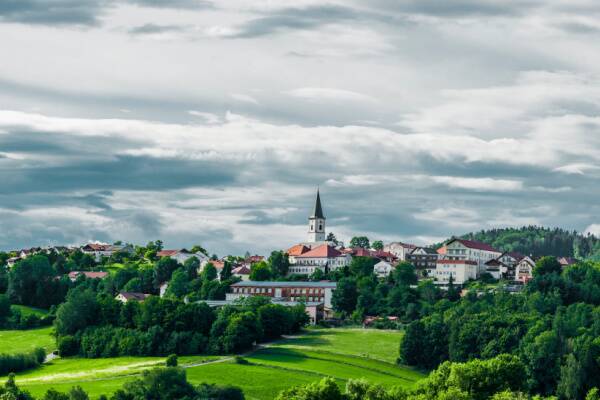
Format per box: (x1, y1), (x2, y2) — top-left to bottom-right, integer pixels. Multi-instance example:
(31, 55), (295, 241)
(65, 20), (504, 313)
(157, 249), (208, 265)
(383, 242), (417, 261)
(7, 257), (21, 268)
(67, 271), (108, 282)
(288, 244), (351, 275)
(244, 255), (264, 265)
(557, 257), (577, 267)
(498, 252), (524, 267)
(435, 259), (478, 285)
(226, 281), (337, 309)
(81, 243), (133, 262)
(407, 247), (439, 278)
(515, 257), (536, 283)
(437, 239), (502, 276)
(115, 292), (151, 302)
(232, 265), (251, 281)
(374, 260), (394, 278)
(287, 244), (311, 264)
(483, 259), (506, 280)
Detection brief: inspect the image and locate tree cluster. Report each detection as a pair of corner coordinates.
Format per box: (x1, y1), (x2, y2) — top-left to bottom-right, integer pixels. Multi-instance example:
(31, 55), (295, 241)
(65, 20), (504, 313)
(399, 260), (600, 399)
(54, 289), (309, 358)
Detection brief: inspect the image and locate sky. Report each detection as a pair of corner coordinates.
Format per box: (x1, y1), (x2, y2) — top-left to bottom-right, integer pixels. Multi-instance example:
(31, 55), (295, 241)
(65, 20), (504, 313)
(0, 0), (599, 255)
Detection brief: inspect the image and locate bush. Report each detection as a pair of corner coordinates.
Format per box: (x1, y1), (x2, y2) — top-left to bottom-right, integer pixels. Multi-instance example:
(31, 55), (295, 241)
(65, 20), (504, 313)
(57, 335), (79, 357)
(0, 348), (46, 375)
(166, 354), (178, 367)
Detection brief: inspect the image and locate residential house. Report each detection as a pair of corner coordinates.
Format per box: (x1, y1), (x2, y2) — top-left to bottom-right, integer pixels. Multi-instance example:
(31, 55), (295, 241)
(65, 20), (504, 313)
(374, 260), (394, 278)
(483, 259), (506, 280)
(435, 259), (478, 285)
(288, 244), (351, 275)
(557, 257), (578, 267)
(81, 243), (133, 262)
(115, 292), (151, 302)
(157, 249), (208, 265)
(226, 281), (337, 309)
(232, 265), (251, 281)
(407, 247), (439, 278)
(383, 242), (417, 261)
(67, 271), (108, 282)
(515, 256), (536, 283)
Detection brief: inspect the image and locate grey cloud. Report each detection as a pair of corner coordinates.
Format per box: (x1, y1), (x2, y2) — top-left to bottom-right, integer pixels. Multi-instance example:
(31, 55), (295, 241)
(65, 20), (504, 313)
(360, 0), (538, 17)
(0, 0), (211, 26)
(128, 23), (186, 35)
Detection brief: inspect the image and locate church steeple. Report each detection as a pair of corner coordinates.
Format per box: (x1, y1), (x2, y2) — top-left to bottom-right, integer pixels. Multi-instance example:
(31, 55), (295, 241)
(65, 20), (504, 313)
(311, 189), (325, 219)
(308, 189), (326, 242)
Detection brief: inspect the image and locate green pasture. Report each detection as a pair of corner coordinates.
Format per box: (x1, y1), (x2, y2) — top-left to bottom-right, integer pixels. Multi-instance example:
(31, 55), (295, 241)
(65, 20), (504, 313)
(1, 328), (424, 400)
(0, 327), (55, 355)
(11, 305), (49, 317)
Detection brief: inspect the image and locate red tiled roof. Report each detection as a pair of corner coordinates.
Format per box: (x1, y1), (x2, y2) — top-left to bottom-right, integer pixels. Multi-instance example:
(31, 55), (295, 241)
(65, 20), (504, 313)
(448, 239), (500, 253)
(209, 260), (226, 269)
(68, 271), (108, 280)
(232, 266), (251, 275)
(296, 244), (343, 258)
(83, 243), (110, 251)
(245, 255), (264, 263)
(287, 244), (310, 256)
(437, 259), (478, 265)
(157, 250), (179, 257)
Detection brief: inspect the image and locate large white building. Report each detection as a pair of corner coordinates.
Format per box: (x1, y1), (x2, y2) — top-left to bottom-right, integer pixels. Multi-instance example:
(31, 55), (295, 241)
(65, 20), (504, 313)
(437, 239), (502, 276)
(383, 242), (417, 261)
(435, 259), (478, 284)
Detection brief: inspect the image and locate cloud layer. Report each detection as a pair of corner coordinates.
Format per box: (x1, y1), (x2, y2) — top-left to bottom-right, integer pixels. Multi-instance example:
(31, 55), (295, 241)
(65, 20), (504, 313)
(0, 0), (599, 254)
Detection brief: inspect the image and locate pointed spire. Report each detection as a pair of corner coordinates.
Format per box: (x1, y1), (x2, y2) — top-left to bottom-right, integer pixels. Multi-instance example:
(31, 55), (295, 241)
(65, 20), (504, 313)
(310, 189), (325, 219)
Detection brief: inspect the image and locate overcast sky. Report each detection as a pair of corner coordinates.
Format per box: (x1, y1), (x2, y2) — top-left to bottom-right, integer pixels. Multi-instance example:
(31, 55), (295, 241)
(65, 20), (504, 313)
(1, 0), (599, 255)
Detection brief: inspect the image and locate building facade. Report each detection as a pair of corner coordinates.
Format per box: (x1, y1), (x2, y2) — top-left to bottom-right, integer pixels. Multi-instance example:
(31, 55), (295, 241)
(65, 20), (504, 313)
(435, 259), (478, 284)
(437, 239), (502, 276)
(226, 281), (337, 308)
(407, 247), (439, 278)
(288, 244), (351, 275)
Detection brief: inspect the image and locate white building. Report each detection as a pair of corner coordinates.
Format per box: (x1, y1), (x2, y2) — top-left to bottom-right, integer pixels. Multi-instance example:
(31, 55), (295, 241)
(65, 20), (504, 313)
(435, 259), (478, 285)
(288, 244), (351, 275)
(515, 257), (536, 283)
(437, 239), (502, 276)
(383, 242), (417, 261)
(157, 249), (208, 265)
(81, 243), (133, 262)
(226, 281), (337, 309)
(374, 260), (394, 278)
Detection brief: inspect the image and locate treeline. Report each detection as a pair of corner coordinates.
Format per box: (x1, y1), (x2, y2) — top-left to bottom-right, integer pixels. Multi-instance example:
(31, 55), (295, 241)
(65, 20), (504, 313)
(0, 366), (244, 400)
(0, 348), (46, 376)
(399, 257), (600, 399)
(447, 226), (600, 260)
(55, 288), (309, 357)
(277, 354), (600, 400)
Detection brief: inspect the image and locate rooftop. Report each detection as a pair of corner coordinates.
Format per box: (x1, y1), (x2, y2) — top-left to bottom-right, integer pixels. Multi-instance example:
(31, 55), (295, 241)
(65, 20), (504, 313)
(231, 281), (337, 288)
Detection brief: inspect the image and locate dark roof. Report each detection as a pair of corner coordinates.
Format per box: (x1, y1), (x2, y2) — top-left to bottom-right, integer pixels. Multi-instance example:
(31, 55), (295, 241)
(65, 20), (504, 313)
(231, 281), (337, 288)
(447, 238), (500, 253)
(310, 189), (325, 219)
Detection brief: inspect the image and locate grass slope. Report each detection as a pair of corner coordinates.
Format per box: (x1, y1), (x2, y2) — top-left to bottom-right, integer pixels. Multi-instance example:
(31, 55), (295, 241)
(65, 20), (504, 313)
(2, 328), (424, 400)
(11, 306), (49, 317)
(0, 327), (55, 355)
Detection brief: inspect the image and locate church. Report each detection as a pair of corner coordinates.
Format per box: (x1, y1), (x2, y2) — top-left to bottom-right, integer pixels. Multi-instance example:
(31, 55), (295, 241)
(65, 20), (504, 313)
(286, 190), (352, 276)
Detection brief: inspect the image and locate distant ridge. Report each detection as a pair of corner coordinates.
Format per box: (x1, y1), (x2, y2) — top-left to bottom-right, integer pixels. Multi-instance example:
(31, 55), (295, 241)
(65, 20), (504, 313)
(435, 226), (600, 260)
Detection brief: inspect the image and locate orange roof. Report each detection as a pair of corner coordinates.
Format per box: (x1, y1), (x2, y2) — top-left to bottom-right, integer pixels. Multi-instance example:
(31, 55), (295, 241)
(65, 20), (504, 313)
(287, 244), (310, 256)
(296, 244), (343, 258)
(157, 250), (179, 257)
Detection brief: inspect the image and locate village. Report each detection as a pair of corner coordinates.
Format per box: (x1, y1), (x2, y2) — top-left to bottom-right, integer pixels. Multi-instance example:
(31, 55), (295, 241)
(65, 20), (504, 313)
(1, 190), (579, 325)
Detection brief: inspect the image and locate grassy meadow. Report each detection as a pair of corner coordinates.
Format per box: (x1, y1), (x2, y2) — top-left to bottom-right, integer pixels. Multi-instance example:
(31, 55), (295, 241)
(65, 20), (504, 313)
(0, 326), (55, 355)
(0, 328), (425, 400)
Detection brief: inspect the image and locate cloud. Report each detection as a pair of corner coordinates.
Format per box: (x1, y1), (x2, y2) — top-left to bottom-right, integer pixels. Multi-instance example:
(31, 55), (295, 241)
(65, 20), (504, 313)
(188, 111), (221, 124)
(128, 23), (186, 35)
(230, 94), (259, 105)
(553, 163), (600, 175)
(0, 0), (212, 26)
(431, 176), (523, 192)
(585, 224), (600, 237)
(286, 87), (376, 103)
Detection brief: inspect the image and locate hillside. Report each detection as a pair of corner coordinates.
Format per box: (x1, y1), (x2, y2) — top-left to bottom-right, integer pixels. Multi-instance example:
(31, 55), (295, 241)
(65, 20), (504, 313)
(440, 226), (600, 260)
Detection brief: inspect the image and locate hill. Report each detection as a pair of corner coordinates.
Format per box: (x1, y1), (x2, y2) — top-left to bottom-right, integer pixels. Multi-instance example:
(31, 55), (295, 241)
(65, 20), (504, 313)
(2, 328), (424, 400)
(439, 226), (600, 260)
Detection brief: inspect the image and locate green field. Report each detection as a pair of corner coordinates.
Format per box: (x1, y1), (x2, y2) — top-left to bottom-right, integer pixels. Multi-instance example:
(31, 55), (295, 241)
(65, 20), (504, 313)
(1, 328), (424, 400)
(0, 327), (55, 355)
(11, 305), (49, 317)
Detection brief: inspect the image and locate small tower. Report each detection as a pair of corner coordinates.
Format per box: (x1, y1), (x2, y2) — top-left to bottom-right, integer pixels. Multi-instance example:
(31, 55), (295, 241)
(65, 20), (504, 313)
(308, 189), (326, 242)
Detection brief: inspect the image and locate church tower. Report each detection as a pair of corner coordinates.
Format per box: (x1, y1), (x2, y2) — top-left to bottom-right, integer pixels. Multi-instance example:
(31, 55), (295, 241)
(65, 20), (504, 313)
(308, 189), (326, 242)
